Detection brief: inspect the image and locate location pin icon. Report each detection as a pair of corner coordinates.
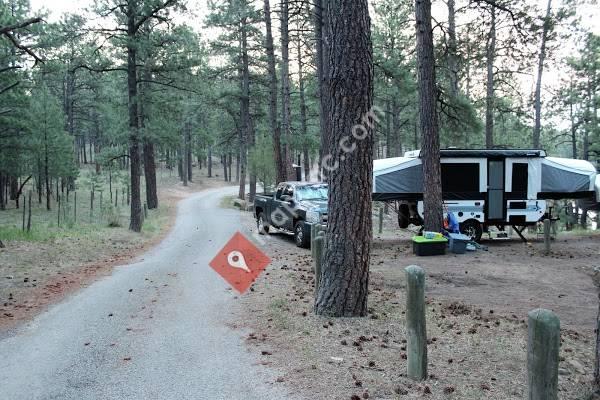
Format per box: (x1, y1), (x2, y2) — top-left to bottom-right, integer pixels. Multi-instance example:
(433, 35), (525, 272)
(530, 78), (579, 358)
(227, 250), (251, 273)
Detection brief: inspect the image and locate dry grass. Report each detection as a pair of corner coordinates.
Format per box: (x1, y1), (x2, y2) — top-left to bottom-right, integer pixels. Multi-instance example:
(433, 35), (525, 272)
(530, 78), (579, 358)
(0, 164), (230, 331)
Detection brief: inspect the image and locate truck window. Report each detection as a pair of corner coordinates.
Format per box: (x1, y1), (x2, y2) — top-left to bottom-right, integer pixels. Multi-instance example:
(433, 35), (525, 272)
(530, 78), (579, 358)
(441, 163), (480, 194)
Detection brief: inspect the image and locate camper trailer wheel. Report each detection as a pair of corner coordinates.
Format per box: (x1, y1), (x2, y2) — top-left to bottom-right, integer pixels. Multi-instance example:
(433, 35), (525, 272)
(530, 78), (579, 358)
(398, 204), (410, 229)
(460, 220), (483, 242)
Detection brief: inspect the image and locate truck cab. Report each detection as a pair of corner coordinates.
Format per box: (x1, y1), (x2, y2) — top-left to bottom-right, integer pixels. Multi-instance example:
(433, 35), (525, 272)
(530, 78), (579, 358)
(254, 182), (328, 248)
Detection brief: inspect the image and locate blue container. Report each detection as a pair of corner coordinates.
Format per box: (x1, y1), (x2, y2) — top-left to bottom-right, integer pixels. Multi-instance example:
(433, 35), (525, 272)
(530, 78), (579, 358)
(448, 233), (470, 254)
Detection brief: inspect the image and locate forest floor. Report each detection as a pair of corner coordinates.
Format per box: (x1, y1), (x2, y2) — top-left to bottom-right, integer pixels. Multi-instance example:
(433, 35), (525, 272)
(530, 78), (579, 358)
(0, 165), (231, 333)
(234, 209), (600, 400)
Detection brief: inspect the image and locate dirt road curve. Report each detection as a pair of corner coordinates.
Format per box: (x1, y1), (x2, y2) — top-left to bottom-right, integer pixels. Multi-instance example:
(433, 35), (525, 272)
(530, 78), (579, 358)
(0, 187), (294, 400)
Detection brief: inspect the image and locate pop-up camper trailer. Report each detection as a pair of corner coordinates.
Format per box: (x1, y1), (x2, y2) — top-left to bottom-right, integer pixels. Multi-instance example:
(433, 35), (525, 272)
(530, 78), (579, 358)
(373, 149), (598, 241)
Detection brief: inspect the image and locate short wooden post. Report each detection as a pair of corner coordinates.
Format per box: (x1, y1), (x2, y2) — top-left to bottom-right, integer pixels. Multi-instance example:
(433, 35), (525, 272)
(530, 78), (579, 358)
(543, 219), (551, 255)
(313, 235), (324, 292)
(27, 191), (32, 232)
(378, 207), (384, 234)
(405, 265), (427, 381)
(528, 308), (559, 400)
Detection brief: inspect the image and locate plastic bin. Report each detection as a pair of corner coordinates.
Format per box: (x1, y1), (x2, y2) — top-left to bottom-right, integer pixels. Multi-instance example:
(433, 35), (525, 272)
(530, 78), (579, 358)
(448, 233), (470, 254)
(412, 235), (448, 256)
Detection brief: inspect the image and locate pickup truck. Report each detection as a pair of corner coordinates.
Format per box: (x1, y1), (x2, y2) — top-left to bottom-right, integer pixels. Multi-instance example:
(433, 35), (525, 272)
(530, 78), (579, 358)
(254, 182), (328, 248)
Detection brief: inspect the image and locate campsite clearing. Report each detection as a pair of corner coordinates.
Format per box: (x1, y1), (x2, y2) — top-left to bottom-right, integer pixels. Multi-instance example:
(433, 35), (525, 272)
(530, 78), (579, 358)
(234, 210), (599, 399)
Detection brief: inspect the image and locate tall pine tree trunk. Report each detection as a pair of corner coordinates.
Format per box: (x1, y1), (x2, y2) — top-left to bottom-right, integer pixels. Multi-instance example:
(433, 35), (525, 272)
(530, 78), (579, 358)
(298, 40), (310, 181)
(238, 16), (251, 200)
(263, 0), (285, 183)
(416, 0), (443, 232)
(485, 7), (496, 149)
(314, 0), (373, 317)
(314, 0), (329, 181)
(207, 146), (212, 177)
(127, 5), (142, 232)
(280, 0), (296, 181)
(533, 0), (552, 148)
(447, 0), (459, 98)
(140, 62), (158, 209)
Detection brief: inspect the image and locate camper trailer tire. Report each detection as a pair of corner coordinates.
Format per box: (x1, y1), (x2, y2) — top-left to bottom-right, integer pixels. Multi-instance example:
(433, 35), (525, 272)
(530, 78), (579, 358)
(460, 220), (483, 242)
(398, 204), (410, 229)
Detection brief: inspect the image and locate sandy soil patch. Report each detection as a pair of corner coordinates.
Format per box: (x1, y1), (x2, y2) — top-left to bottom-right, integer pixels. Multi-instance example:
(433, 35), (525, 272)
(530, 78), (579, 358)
(234, 210), (598, 399)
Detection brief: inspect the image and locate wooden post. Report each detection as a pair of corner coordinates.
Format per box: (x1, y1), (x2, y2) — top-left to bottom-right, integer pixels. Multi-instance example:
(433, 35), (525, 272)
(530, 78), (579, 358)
(115, 188), (118, 207)
(378, 207), (384, 234)
(528, 308), (559, 400)
(313, 235), (324, 292)
(405, 265), (427, 381)
(543, 219), (551, 255)
(27, 191), (32, 232)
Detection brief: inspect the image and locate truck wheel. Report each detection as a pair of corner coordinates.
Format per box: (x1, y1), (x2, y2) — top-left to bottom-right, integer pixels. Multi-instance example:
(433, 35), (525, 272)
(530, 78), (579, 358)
(257, 212), (270, 235)
(460, 219), (483, 242)
(398, 204), (410, 229)
(294, 221), (310, 248)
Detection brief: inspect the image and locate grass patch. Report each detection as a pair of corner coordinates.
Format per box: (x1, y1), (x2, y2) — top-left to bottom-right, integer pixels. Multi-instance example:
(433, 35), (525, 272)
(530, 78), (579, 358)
(219, 195), (239, 210)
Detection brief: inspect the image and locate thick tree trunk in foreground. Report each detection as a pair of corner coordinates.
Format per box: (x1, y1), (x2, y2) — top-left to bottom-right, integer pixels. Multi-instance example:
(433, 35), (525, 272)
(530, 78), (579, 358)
(315, 0), (373, 317)
(485, 7), (496, 149)
(263, 0), (285, 184)
(416, 0), (443, 232)
(533, 0), (552, 149)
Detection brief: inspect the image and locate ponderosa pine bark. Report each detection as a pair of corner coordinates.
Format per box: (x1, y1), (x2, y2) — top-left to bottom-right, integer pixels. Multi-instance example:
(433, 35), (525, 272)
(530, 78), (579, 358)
(297, 40), (310, 181)
(280, 0), (296, 181)
(415, 0), (443, 232)
(314, 0), (329, 181)
(126, 2), (142, 232)
(263, 0), (285, 183)
(533, 0), (552, 149)
(238, 15), (251, 200)
(485, 7), (496, 149)
(314, 0), (373, 317)
(447, 0), (459, 99)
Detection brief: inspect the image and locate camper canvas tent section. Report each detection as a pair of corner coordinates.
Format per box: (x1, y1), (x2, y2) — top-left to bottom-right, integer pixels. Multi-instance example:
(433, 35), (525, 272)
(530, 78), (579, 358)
(540, 157), (597, 199)
(373, 149), (598, 241)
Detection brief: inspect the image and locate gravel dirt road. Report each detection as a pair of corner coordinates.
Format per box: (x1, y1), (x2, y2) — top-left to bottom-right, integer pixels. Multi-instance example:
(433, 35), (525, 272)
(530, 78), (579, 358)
(0, 187), (294, 400)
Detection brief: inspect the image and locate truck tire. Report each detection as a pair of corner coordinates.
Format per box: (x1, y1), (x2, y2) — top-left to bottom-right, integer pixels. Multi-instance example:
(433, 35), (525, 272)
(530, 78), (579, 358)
(398, 203), (410, 229)
(294, 221), (310, 248)
(257, 212), (270, 235)
(460, 219), (483, 242)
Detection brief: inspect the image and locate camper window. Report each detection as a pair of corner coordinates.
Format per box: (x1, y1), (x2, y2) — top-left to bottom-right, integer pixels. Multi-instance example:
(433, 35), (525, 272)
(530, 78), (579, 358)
(441, 163), (480, 195)
(511, 163), (528, 194)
